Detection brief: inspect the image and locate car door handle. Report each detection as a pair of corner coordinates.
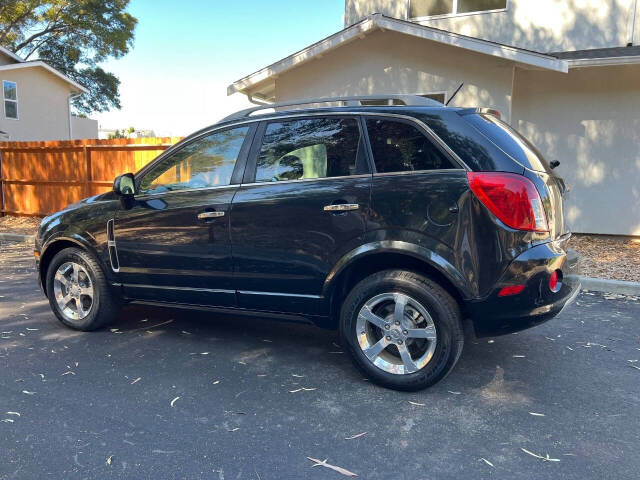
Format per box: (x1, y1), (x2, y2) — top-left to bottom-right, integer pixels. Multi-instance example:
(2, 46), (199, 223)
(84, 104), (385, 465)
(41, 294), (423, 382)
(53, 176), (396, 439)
(197, 211), (225, 219)
(323, 204), (359, 212)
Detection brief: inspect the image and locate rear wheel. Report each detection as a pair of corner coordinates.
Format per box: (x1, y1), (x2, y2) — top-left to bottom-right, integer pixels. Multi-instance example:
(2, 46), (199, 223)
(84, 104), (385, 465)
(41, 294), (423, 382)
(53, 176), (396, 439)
(339, 270), (464, 391)
(46, 247), (121, 331)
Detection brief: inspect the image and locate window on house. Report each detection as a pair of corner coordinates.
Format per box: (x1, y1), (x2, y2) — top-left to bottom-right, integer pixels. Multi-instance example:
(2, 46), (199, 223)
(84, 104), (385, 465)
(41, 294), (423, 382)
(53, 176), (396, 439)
(366, 118), (457, 173)
(3, 81), (17, 119)
(410, 0), (506, 18)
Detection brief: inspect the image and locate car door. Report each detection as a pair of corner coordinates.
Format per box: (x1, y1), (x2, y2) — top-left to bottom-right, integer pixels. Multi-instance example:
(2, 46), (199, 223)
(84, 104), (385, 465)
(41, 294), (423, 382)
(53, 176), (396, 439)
(113, 124), (255, 307)
(230, 115), (371, 314)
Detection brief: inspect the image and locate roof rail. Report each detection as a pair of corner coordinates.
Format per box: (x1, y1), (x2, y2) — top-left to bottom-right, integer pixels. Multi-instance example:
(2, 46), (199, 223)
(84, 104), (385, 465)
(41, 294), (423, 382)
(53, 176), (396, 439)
(220, 95), (443, 123)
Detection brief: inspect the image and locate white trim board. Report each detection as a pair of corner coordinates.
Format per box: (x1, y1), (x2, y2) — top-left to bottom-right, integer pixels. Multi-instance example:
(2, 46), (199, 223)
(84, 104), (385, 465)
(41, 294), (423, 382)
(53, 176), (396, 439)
(0, 61), (88, 94)
(0, 45), (24, 63)
(567, 55), (640, 68)
(227, 13), (568, 96)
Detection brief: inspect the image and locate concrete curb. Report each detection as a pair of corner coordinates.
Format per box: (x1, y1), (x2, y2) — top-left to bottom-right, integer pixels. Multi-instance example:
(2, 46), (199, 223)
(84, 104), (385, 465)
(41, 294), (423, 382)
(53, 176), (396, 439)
(0, 232), (34, 243)
(1, 232), (639, 296)
(580, 277), (640, 296)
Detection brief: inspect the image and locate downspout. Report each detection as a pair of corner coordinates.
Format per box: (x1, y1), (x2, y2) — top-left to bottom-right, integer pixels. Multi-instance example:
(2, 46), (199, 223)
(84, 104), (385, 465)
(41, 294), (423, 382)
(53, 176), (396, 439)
(628, 0), (638, 46)
(67, 92), (82, 140)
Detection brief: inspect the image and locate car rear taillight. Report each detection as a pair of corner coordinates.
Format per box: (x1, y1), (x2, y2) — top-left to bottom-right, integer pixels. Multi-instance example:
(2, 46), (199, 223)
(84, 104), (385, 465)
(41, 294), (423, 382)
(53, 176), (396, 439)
(467, 172), (548, 232)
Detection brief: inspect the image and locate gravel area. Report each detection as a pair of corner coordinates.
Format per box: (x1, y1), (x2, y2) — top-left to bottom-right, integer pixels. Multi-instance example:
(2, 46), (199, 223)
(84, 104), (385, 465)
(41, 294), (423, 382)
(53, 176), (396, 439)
(0, 216), (41, 236)
(571, 234), (640, 283)
(1, 216), (639, 282)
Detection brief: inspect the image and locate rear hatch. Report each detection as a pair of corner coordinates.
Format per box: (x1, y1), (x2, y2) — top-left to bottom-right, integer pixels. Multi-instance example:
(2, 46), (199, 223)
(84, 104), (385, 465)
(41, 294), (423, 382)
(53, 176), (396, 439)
(460, 112), (568, 239)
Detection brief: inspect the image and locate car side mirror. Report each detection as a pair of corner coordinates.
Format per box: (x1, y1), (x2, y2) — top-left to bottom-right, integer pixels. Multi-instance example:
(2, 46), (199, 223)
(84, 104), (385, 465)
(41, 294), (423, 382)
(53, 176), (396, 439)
(113, 173), (136, 197)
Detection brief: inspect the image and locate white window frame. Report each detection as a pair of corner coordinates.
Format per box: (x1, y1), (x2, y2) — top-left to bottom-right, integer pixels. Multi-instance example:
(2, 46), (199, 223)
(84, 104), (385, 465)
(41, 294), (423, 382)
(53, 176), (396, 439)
(408, 0), (509, 21)
(3, 80), (18, 120)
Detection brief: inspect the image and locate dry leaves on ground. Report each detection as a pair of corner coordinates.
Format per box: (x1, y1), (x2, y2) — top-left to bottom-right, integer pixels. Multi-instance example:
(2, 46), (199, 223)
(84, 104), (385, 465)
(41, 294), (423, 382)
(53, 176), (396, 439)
(571, 234), (640, 282)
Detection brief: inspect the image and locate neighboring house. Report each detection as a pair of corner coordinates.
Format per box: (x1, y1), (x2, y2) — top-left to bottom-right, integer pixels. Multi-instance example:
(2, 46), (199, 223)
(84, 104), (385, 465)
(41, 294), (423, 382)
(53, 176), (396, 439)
(0, 45), (97, 141)
(98, 128), (156, 139)
(228, 0), (640, 236)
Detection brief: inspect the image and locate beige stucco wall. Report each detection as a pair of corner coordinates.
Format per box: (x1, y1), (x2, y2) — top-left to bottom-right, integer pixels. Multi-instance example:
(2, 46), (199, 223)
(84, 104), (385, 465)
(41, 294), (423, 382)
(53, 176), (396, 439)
(71, 116), (98, 139)
(0, 66), (73, 141)
(346, 0), (639, 52)
(512, 64), (640, 235)
(274, 30), (515, 121)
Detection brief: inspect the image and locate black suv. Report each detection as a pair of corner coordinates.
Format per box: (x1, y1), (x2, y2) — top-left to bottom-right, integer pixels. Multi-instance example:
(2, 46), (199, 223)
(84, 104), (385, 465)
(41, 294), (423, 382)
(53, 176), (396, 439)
(35, 96), (580, 391)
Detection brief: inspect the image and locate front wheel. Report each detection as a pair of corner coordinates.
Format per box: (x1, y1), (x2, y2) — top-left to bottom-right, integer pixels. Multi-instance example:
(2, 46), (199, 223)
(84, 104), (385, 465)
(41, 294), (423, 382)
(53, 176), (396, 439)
(339, 270), (464, 391)
(46, 247), (121, 331)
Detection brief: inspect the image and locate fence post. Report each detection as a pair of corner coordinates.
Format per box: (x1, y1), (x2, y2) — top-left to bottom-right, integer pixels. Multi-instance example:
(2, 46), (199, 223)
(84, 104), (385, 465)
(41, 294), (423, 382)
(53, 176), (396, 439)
(83, 145), (91, 199)
(0, 148), (4, 217)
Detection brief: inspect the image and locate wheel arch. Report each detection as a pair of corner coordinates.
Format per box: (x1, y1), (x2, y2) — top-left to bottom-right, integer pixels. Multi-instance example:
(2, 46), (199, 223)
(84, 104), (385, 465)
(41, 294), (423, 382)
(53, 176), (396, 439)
(324, 241), (470, 327)
(39, 236), (102, 295)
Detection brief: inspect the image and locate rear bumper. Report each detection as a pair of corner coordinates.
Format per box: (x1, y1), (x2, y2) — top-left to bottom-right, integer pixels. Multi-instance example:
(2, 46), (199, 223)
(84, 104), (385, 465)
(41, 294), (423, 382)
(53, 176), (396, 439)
(468, 236), (580, 337)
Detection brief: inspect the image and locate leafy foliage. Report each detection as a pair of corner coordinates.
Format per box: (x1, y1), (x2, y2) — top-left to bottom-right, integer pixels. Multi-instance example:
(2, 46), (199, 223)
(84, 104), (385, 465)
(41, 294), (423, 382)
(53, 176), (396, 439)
(0, 0), (137, 114)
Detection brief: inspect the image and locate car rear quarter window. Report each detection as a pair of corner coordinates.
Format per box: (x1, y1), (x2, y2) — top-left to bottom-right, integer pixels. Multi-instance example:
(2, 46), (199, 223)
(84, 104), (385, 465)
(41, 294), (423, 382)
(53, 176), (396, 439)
(365, 118), (456, 173)
(464, 114), (551, 173)
(255, 117), (365, 183)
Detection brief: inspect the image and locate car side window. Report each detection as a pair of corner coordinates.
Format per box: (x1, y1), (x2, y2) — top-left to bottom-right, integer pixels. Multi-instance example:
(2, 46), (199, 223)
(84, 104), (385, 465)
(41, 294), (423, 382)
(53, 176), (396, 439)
(365, 118), (456, 173)
(139, 126), (249, 194)
(255, 117), (363, 183)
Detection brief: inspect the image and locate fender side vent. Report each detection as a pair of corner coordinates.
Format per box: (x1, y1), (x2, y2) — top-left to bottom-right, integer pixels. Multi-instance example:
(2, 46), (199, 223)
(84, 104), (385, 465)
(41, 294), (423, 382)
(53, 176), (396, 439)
(107, 219), (120, 272)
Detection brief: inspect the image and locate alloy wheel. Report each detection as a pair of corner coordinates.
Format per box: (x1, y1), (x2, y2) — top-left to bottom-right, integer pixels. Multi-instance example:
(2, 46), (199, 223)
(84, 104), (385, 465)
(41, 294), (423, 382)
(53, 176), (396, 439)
(356, 292), (437, 375)
(53, 262), (94, 321)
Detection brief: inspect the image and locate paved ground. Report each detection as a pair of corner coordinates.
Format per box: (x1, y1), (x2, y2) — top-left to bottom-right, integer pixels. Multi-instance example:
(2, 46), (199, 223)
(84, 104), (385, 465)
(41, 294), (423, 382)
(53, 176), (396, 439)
(1, 240), (639, 480)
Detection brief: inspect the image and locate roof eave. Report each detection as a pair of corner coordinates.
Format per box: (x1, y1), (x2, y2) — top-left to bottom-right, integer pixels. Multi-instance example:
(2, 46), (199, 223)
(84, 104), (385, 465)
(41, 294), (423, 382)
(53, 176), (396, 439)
(227, 13), (568, 97)
(0, 61), (89, 94)
(567, 55), (640, 68)
(0, 45), (24, 63)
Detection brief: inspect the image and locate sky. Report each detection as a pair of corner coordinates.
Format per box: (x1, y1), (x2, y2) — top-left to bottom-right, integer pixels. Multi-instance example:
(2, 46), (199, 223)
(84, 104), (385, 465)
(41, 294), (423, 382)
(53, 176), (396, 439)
(93, 0), (345, 136)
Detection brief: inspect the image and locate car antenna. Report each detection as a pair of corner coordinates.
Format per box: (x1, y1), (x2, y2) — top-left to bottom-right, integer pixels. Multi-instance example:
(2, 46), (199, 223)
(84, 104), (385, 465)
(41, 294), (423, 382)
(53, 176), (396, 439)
(445, 82), (464, 106)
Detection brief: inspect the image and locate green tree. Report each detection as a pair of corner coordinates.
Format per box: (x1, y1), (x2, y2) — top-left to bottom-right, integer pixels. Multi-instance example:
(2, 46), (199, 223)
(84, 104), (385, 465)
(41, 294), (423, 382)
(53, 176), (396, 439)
(0, 0), (137, 114)
(108, 126), (135, 139)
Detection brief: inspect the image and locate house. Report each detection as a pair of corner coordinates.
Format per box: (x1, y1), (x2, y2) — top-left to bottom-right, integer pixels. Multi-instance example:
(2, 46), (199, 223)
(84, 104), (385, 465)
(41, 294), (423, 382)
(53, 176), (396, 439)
(227, 0), (640, 236)
(98, 128), (156, 140)
(0, 45), (98, 141)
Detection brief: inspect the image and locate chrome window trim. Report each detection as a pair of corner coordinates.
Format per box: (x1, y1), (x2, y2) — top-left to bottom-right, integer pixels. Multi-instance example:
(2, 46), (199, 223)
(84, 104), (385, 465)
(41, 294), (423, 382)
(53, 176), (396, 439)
(133, 182), (238, 200)
(372, 168), (466, 177)
(239, 173), (371, 188)
(135, 110), (469, 188)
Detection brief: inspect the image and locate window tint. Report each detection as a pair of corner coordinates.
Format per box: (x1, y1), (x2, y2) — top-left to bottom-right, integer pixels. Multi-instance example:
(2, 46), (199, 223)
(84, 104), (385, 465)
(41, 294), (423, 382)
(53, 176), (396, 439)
(255, 118), (362, 182)
(3, 80), (17, 119)
(139, 126), (248, 194)
(465, 114), (551, 173)
(366, 119), (456, 173)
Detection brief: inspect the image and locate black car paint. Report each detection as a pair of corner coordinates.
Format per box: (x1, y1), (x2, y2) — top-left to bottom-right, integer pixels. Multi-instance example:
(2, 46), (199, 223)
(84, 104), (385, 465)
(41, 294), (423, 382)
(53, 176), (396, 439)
(36, 105), (579, 337)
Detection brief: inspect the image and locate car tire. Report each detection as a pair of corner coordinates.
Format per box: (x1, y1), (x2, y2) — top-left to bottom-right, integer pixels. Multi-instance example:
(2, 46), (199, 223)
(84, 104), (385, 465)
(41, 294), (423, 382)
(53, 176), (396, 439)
(45, 247), (121, 331)
(339, 269), (464, 391)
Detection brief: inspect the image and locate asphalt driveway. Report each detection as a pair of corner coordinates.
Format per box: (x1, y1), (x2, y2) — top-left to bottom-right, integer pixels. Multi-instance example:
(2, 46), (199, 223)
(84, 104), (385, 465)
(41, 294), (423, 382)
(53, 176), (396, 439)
(1, 239), (639, 480)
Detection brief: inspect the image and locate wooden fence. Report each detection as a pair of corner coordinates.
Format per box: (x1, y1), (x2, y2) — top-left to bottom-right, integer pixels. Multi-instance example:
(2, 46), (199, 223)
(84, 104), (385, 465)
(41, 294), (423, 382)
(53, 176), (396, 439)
(0, 137), (182, 216)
